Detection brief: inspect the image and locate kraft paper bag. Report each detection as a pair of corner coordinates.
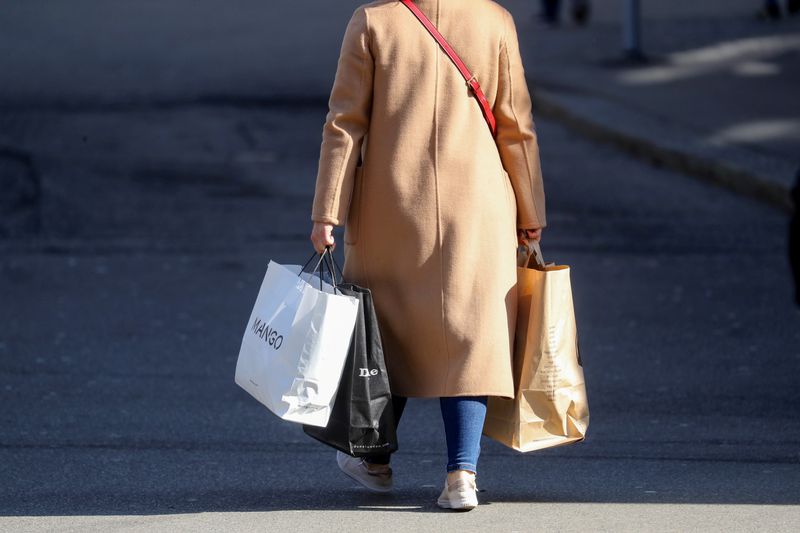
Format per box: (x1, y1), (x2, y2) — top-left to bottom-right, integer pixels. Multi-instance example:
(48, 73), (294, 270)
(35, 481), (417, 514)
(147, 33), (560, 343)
(235, 249), (360, 428)
(483, 241), (589, 452)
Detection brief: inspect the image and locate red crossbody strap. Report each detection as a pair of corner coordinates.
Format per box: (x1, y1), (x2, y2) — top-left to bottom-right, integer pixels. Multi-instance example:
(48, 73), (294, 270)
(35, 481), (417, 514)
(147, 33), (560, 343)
(400, 0), (497, 137)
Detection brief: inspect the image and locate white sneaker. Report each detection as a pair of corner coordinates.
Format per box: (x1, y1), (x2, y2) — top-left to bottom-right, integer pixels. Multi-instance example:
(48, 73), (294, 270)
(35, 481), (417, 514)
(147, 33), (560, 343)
(336, 451), (393, 493)
(437, 472), (478, 511)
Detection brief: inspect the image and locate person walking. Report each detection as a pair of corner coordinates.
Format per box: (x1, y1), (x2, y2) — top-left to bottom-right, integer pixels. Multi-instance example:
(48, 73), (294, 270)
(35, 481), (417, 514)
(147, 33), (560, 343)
(309, 0), (546, 511)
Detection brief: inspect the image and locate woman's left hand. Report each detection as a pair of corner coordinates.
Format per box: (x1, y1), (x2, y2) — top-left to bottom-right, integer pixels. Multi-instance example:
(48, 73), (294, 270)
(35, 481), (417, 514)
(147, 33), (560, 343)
(311, 222), (336, 254)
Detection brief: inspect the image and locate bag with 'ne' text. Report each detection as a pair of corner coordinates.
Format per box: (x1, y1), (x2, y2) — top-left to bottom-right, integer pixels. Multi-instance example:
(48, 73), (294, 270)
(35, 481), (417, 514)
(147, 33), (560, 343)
(303, 253), (398, 457)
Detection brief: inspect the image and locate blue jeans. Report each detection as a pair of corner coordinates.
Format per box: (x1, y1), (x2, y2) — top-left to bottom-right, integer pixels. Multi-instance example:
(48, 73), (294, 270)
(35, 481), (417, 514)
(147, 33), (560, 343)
(440, 396), (488, 472)
(365, 395), (488, 473)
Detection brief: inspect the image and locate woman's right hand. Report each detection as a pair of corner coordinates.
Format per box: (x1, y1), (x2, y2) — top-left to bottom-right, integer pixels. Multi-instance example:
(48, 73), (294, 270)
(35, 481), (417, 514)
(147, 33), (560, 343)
(310, 222), (336, 254)
(517, 227), (542, 246)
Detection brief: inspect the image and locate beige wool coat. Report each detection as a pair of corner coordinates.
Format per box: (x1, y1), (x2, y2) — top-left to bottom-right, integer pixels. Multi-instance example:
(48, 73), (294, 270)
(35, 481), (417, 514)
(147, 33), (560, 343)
(311, 0), (546, 398)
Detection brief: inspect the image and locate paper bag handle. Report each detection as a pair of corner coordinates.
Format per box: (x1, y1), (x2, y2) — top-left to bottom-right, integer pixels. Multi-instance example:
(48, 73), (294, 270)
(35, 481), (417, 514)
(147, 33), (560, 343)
(522, 239), (546, 270)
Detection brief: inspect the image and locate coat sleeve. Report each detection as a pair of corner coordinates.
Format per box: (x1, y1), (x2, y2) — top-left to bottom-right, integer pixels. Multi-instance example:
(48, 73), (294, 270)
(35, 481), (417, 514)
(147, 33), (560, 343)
(311, 6), (374, 226)
(494, 9), (547, 229)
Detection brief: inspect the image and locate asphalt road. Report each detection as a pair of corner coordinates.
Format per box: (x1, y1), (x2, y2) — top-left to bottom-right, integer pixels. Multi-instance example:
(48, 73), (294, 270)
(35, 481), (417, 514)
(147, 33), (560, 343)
(1, 99), (798, 531)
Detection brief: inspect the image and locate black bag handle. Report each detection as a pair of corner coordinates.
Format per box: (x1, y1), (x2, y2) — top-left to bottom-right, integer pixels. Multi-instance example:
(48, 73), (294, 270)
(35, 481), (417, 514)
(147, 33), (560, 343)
(299, 247), (342, 294)
(300, 249), (325, 274)
(322, 247), (338, 288)
(322, 245), (345, 286)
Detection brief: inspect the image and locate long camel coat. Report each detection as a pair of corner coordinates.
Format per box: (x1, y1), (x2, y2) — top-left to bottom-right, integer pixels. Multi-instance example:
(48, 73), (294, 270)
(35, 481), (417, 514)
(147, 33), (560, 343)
(311, 0), (546, 398)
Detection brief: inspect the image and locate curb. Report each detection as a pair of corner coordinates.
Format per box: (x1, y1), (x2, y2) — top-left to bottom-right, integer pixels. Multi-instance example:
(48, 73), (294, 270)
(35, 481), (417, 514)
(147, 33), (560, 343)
(532, 88), (795, 214)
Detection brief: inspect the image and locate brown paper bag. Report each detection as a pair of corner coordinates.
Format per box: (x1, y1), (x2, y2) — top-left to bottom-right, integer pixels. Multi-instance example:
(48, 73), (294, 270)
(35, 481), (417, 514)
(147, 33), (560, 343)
(483, 241), (589, 452)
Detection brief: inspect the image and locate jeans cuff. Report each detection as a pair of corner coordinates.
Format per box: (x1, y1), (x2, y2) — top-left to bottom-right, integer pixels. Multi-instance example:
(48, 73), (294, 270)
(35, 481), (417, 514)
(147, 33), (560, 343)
(447, 462), (477, 473)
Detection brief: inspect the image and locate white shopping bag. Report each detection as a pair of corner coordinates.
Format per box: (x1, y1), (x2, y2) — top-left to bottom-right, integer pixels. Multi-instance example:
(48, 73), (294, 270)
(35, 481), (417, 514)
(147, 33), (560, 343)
(235, 251), (360, 427)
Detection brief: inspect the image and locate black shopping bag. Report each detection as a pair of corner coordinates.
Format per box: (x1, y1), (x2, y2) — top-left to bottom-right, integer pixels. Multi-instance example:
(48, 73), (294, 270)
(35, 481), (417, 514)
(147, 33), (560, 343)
(303, 281), (398, 457)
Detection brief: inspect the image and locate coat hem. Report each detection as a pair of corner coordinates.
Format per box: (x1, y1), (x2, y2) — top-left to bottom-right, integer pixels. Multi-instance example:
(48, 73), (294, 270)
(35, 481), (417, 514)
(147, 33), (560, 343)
(390, 389), (515, 400)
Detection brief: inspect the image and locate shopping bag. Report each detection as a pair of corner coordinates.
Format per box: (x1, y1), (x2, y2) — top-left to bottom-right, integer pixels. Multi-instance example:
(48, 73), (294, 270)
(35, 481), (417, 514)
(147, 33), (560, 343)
(303, 253), (398, 456)
(235, 247), (359, 428)
(483, 240), (589, 451)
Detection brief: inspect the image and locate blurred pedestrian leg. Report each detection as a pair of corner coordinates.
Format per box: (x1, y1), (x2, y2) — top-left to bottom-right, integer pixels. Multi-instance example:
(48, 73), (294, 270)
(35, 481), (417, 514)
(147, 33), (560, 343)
(758, 0), (782, 18)
(540, 0), (560, 26)
(539, 0), (591, 26)
(572, 0), (591, 25)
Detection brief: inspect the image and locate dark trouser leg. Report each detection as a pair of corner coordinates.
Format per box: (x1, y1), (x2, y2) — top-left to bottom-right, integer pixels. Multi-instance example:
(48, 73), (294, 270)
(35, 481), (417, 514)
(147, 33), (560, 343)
(363, 395), (407, 465)
(572, 0), (590, 25)
(765, 0), (782, 17)
(542, 0), (561, 23)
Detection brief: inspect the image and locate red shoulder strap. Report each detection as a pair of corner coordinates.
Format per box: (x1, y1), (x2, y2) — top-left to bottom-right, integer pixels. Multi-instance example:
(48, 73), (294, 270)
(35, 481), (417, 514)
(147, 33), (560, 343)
(400, 0), (497, 137)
